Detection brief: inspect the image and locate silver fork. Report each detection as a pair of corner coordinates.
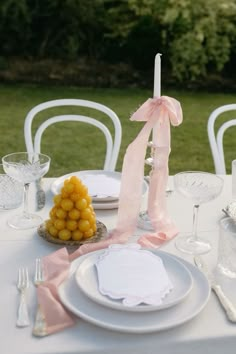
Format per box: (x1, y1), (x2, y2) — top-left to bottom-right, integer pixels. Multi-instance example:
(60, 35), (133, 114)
(34, 258), (44, 286)
(33, 258), (47, 337)
(16, 267), (30, 327)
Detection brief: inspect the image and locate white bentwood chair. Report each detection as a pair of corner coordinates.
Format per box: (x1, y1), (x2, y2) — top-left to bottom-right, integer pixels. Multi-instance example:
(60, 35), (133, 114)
(207, 104), (236, 174)
(24, 99), (122, 171)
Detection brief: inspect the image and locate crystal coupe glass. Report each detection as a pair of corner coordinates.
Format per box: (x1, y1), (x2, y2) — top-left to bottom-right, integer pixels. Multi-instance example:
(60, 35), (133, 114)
(174, 171), (223, 255)
(2, 152), (50, 229)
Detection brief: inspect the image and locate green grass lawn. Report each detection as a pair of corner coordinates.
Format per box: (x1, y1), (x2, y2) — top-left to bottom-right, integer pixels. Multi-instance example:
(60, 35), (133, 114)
(0, 83), (235, 176)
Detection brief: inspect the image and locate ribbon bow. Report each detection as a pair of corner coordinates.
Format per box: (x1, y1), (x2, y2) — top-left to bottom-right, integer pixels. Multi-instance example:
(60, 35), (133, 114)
(131, 96), (182, 126)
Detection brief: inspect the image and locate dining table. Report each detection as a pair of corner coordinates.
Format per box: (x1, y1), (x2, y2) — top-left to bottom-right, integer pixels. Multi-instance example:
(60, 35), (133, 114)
(1, 174), (236, 354)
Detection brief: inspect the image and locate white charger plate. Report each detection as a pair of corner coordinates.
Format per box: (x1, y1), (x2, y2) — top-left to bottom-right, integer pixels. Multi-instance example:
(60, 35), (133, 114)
(51, 170), (148, 203)
(74, 251), (193, 312)
(58, 250), (210, 334)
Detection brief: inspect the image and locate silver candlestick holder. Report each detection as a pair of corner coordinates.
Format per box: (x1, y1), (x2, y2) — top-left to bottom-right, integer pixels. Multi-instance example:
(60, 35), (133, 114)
(138, 141), (156, 231)
(138, 141), (173, 231)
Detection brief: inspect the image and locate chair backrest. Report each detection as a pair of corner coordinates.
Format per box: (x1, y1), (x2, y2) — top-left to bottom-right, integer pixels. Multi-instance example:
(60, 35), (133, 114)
(24, 99), (122, 171)
(207, 104), (236, 174)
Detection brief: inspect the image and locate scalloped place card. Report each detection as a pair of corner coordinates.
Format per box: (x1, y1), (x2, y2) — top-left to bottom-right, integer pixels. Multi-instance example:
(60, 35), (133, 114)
(95, 244), (174, 307)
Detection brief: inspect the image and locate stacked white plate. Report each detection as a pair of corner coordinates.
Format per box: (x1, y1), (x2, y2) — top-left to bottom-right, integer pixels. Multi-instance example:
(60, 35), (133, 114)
(51, 170), (148, 210)
(58, 247), (211, 333)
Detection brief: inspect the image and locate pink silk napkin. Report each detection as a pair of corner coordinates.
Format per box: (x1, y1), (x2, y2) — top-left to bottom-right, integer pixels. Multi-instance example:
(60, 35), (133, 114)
(33, 248), (75, 336)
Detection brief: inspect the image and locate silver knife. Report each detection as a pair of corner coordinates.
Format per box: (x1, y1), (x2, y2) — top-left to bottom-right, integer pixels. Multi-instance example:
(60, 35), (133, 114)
(194, 255), (236, 323)
(36, 178), (46, 210)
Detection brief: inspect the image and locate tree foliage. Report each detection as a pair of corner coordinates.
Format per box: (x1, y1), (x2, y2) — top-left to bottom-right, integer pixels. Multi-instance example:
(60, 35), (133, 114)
(0, 0), (235, 83)
(102, 0), (236, 80)
(161, 0), (236, 80)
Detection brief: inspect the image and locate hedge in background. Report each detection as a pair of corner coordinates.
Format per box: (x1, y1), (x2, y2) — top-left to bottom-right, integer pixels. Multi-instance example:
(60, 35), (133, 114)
(0, 0), (235, 86)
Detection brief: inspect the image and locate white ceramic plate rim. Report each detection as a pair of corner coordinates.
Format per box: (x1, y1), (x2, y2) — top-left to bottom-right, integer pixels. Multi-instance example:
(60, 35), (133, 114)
(51, 170), (148, 205)
(74, 251), (193, 312)
(51, 170), (121, 201)
(58, 250), (210, 334)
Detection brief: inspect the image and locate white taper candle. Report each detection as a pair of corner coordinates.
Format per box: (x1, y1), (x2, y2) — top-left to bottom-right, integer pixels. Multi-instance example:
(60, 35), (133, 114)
(153, 53), (162, 145)
(153, 53), (162, 98)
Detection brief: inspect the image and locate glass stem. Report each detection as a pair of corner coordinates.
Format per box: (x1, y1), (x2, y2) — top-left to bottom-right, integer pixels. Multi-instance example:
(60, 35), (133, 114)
(192, 204), (199, 241)
(23, 183), (30, 218)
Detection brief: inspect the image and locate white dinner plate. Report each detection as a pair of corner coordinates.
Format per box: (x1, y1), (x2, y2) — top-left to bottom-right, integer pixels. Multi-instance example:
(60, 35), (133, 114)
(74, 251), (193, 312)
(90, 200), (119, 210)
(58, 250), (210, 334)
(51, 170), (148, 203)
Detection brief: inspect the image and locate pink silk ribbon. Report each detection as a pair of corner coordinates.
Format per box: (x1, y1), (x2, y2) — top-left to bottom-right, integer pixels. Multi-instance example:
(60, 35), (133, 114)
(112, 95), (183, 247)
(70, 95), (183, 260)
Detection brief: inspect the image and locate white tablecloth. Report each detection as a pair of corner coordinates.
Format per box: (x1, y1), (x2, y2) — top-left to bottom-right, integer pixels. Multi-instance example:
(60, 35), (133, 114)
(0, 176), (236, 354)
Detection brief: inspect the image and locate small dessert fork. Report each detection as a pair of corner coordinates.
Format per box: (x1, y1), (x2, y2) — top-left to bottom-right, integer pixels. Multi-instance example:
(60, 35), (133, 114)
(16, 267), (30, 327)
(33, 258), (47, 337)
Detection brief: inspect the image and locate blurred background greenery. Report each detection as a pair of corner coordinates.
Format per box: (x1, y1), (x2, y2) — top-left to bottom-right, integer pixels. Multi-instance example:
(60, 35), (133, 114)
(0, 0), (236, 175)
(0, 0), (235, 89)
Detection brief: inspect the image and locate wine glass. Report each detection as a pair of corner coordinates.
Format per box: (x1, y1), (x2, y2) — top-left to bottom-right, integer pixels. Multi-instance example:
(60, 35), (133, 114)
(2, 152), (50, 229)
(174, 171), (223, 255)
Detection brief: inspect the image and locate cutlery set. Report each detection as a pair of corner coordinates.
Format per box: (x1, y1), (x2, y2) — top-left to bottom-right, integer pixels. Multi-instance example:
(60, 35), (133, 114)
(16, 258), (45, 332)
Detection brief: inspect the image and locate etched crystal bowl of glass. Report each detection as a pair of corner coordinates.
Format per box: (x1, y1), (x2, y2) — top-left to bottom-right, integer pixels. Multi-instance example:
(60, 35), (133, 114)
(2, 152), (50, 229)
(0, 163), (23, 210)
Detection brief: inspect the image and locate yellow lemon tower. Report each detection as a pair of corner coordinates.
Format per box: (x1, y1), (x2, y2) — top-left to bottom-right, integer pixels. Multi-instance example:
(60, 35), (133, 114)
(46, 176), (97, 241)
